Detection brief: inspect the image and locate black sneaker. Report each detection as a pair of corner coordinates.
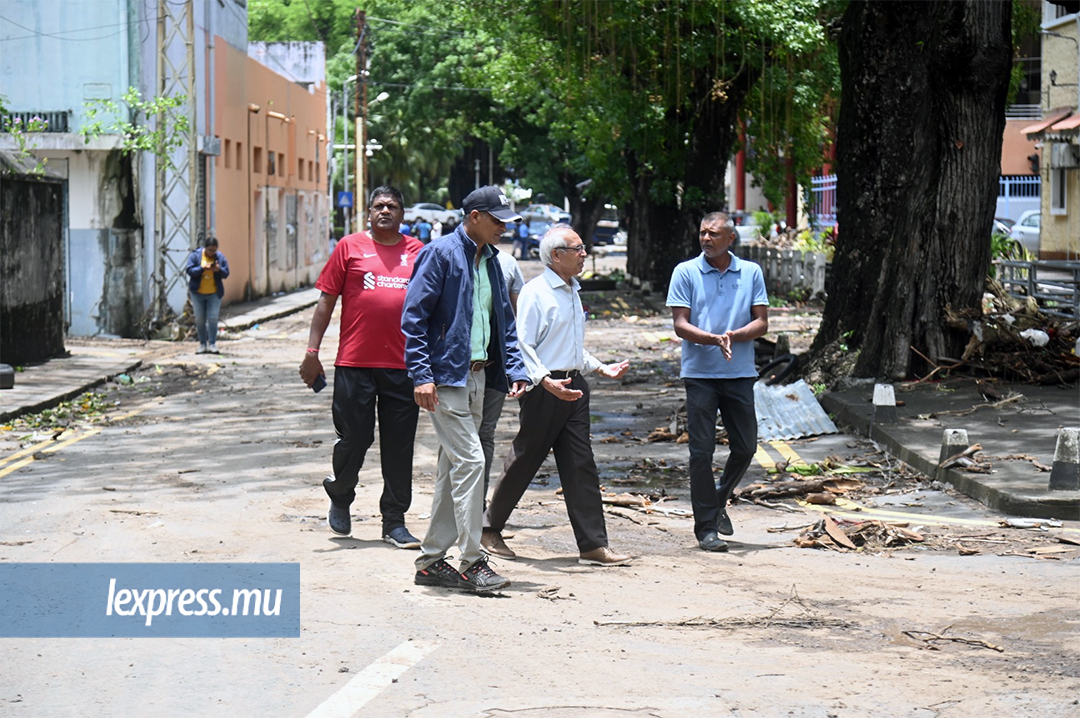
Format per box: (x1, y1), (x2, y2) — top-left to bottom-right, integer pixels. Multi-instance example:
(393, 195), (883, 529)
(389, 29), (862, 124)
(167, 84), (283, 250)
(383, 526), (421, 549)
(327, 502), (351, 536)
(414, 559), (467, 589)
(699, 531), (729, 552)
(461, 557), (509, 592)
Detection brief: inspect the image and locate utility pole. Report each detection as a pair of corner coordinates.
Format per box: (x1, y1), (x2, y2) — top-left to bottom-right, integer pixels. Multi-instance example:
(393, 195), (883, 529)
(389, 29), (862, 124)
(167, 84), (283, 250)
(342, 84), (349, 235)
(155, 0), (197, 326)
(355, 9), (366, 231)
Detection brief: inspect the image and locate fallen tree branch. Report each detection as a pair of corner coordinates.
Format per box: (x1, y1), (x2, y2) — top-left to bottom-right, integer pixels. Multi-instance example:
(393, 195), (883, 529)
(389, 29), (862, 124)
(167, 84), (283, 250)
(902, 628), (1004, 653)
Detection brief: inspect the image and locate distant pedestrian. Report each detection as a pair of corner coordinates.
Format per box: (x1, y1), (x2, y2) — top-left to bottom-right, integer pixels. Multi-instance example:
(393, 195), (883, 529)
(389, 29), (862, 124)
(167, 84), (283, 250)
(299, 186), (426, 549)
(666, 212), (768, 552)
(482, 225), (632, 566)
(515, 221), (530, 259)
(402, 185), (529, 592)
(185, 236), (229, 354)
(431, 220), (443, 241)
(415, 218), (433, 244)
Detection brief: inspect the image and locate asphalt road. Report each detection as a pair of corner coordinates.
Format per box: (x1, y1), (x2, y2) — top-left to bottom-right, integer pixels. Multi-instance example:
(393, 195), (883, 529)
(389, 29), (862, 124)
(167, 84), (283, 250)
(1, 302), (1078, 717)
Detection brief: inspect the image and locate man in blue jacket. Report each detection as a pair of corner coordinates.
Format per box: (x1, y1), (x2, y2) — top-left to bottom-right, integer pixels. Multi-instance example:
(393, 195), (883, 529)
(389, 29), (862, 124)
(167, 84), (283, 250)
(402, 186), (529, 592)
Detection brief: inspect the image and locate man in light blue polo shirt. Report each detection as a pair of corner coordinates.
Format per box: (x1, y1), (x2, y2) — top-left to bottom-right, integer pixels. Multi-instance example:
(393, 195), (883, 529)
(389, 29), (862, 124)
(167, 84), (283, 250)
(667, 212), (769, 552)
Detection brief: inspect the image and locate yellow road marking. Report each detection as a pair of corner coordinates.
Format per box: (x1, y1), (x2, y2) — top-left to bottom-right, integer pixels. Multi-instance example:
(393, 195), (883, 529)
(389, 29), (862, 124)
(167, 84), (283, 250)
(0, 437), (58, 468)
(42, 428), (101, 453)
(0, 428), (103, 478)
(769, 440), (807, 465)
(754, 445), (775, 470)
(107, 407), (146, 423)
(0, 456), (36, 479)
(801, 497), (1080, 534)
(1, 406), (143, 471)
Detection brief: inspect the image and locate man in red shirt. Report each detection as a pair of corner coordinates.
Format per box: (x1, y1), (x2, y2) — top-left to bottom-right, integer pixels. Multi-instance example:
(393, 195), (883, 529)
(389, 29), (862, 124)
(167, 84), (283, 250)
(299, 186), (425, 548)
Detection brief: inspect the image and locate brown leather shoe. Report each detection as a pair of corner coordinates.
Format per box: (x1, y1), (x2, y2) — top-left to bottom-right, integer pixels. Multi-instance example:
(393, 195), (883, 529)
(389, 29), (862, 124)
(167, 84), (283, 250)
(578, 546), (632, 566)
(481, 530), (517, 559)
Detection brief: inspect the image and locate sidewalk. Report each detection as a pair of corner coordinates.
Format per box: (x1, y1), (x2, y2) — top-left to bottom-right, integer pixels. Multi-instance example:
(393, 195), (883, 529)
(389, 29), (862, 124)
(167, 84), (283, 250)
(821, 380), (1080, 521)
(2, 287), (1077, 520)
(0, 288), (321, 424)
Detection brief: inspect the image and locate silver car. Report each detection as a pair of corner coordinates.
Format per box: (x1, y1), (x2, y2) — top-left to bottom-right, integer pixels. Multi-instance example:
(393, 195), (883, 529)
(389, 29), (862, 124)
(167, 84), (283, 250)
(404, 203), (461, 227)
(1009, 210), (1040, 255)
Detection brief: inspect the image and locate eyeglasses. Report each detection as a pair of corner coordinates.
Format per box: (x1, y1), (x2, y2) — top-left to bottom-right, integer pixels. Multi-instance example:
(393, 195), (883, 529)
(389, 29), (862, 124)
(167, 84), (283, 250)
(556, 244), (587, 255)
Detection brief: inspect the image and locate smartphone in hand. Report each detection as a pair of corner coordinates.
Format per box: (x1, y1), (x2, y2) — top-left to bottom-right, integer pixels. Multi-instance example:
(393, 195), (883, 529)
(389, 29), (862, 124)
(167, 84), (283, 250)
(312, 374), (327, 393)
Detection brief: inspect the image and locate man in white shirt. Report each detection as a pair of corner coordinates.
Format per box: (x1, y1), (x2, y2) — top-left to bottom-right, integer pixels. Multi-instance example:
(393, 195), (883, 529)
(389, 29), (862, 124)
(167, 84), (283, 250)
(482, 225), (633, 566)
(478, 249), (526, 504)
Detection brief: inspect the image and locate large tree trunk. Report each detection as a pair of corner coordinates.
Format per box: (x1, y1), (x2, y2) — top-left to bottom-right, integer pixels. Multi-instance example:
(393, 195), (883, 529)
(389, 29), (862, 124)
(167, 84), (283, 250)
(811, 1), (1012, 379)
(561, 172), (607, 252)
(627, 73), (751, 292)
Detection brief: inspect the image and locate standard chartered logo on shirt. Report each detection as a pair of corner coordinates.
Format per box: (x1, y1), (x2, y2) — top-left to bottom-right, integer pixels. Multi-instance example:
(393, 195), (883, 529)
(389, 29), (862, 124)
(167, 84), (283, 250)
(362, 271), (409, 291)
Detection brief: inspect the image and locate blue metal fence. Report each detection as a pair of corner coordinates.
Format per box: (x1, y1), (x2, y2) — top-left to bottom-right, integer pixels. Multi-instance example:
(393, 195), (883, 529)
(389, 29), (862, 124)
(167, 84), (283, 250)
(810, 174), (837, 228)
(811, 174), (1042, 227)
(997, 175), (1040, 221)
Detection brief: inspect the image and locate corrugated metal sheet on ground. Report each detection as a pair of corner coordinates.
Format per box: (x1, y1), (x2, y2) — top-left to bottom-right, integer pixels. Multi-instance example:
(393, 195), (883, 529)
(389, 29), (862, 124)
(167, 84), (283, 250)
(754, 379), (839, 441)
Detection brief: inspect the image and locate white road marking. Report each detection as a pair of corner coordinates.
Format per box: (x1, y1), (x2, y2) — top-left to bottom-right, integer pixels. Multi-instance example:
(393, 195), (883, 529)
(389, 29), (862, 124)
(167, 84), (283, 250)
(304, 639), (437, 718)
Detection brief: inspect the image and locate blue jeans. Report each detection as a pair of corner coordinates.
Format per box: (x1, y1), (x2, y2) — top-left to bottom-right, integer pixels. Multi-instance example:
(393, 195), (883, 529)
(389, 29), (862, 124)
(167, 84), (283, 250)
(684, 377), (757, 540)
(189, 291), (221, 346)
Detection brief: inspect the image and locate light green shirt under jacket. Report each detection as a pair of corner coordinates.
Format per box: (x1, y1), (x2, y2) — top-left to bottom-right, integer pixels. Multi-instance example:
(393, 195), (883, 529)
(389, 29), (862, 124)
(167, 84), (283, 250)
(470, 253), (493, 361)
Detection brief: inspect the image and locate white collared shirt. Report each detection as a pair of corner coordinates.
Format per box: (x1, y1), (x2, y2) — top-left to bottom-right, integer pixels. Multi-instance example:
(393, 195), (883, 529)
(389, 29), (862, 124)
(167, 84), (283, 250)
(516, 267), (602, 387)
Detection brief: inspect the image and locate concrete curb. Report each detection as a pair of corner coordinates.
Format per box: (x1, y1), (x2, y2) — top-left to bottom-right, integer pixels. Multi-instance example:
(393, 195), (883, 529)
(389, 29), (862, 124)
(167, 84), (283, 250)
(0, 359), (143, 423)
(820, 392), (1080, 521)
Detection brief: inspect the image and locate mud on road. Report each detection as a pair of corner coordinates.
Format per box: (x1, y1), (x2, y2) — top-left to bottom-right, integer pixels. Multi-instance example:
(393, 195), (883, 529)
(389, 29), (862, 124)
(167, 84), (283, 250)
(1, 292), (1079, 717)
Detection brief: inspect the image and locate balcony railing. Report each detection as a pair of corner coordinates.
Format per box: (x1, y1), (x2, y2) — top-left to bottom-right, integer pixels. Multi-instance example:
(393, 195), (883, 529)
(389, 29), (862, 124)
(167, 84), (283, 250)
(0, 111), (70, 133)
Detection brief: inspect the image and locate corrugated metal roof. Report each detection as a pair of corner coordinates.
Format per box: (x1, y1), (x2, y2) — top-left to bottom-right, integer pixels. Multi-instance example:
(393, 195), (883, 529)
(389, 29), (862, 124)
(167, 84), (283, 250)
(754, 379), (839, 441)
(1052, 113), (1080, 131)
(1022, 108), (1073, 135)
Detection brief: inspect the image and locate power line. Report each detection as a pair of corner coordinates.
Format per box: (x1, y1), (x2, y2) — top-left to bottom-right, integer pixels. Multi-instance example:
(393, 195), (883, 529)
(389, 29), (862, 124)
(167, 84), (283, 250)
(370, 81), (492, 93)
(0, 12), (154, 42)
(366, 16), (467, 38)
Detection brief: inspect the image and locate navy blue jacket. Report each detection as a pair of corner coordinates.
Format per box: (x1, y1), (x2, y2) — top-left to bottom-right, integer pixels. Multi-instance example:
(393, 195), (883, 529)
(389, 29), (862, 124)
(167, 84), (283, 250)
(185, 249), (230, 298)
(402, 225), (528, 393)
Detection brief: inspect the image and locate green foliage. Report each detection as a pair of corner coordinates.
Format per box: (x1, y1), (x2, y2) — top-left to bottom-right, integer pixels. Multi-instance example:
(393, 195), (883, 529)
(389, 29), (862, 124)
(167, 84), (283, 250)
(1007, 0), (1041, 105)
(0, 94), (49, 174)
(988, 231), (1034, 278)
(742, 1), (841, 210)
(249, 0), (842, 225)
(793, 228), (835, 260)
(752, 209), (779, 232)
(80, 88), (190, 169)
(0, 392), (117, 433)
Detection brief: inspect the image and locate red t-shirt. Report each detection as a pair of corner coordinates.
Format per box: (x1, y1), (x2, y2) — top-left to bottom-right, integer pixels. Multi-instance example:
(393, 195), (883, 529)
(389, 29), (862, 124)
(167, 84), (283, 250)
(315, 231), (424, 369)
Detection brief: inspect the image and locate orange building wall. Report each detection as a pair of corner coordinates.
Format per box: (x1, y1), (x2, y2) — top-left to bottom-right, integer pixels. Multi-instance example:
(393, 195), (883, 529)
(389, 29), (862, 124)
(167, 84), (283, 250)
(213, 39), (329, 304)
(1001, 119), (1040, 175)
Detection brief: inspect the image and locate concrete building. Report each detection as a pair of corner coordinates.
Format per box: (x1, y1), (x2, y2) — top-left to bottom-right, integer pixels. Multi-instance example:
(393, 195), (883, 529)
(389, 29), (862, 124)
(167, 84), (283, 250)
(0, 0), (328, 338)
(1021, 2), (1079, 261)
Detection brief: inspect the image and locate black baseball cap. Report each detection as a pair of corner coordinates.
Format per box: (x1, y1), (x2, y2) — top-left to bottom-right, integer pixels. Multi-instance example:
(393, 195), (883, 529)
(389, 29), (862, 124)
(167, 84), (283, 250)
(461, 186), (522, 223)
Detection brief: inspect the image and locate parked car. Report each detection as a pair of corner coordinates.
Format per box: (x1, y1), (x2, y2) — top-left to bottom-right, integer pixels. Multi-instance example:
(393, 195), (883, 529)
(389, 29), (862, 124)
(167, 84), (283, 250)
(1009, 210), (1040, 255)
(593, 204), (620, 245)
(403, 202), (461, 227)
(992, 216), (1015, 236)
(523, 220), (552, 257)
(520, 203), (571, 227)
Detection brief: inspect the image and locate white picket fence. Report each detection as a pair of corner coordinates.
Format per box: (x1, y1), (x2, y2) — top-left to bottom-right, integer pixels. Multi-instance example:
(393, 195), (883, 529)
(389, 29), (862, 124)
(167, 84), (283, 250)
(738, 246), (829, 298)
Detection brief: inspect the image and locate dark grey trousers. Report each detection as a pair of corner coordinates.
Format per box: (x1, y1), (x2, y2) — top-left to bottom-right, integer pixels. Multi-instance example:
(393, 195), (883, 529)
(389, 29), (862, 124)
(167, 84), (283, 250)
(483, 374), (607, 553)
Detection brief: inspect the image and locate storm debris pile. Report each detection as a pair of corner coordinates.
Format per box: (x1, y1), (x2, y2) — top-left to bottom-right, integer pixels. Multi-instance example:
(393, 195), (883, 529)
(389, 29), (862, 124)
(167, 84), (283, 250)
(942, 277), (1079, 384)
(794, 515), (925, 551)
